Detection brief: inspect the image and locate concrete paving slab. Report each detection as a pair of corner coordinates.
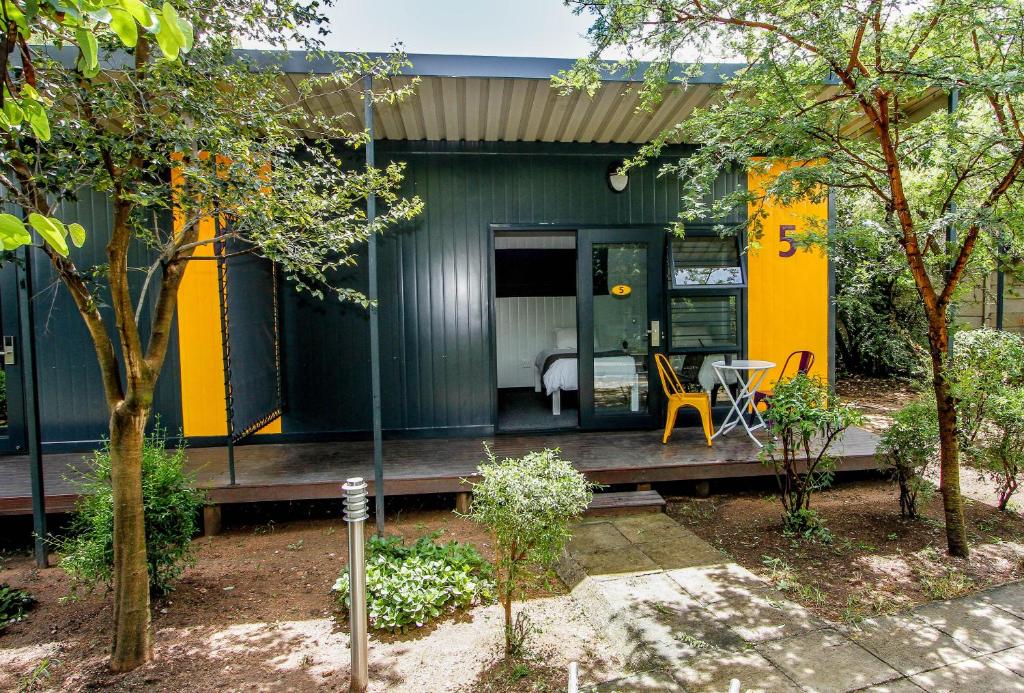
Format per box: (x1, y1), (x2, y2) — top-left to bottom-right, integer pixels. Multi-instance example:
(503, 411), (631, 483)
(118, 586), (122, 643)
(589, 670), (684, 692)
(675, 649), (801, 693)
(846, 614), (976, 676)
(987, 644), (1024, 677)
(978, 581), (1024, 620)
(666, 563), (770, 605)
(758, 629), (901, 692)
(572, 546), (661, 576)
(635, 537), (729, 570)
(857, 679), (926, 692)
(568, 521), (633, 552)
(910, 656), (1024, 692)
(705, 591), (824, 643)
(912, 597), (1024, 654)
(598, 572), (746, 670)
(610, 513), (684, 543)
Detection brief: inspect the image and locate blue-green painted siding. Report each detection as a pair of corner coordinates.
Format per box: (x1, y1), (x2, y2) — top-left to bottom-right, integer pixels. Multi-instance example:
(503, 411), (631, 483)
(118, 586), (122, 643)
(27, 191), (183, 450)
(280, 141), (743, 436)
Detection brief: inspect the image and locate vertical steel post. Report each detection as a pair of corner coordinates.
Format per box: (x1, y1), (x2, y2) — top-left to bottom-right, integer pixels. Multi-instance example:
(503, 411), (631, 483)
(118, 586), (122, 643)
(996, 264), (1005, 330)
(364, 75), (385, 536)
(946, 89), (959, 354)
(214, 216), (236, 486)
(343, 477), (369, 692)
(17, 247), (46, 567)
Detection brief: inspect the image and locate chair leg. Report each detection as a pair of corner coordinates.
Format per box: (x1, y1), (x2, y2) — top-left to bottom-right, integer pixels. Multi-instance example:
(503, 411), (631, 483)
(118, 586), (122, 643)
(699, 401), (714, 446)
(662, 403), (680, 444)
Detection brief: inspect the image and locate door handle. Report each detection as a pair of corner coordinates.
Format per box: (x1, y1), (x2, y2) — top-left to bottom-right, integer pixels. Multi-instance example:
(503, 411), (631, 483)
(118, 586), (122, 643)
(648, 320), (661, 348)
(3, 335), (14, 366)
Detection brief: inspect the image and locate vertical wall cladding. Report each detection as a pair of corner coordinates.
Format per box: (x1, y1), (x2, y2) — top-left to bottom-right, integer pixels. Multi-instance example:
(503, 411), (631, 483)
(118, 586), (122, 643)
(278, 141), (743, 436)
(30, 191), (183, 447)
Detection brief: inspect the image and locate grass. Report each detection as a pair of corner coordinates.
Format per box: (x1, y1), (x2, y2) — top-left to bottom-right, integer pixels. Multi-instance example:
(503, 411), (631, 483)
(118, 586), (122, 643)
(919, 568), (975, 601)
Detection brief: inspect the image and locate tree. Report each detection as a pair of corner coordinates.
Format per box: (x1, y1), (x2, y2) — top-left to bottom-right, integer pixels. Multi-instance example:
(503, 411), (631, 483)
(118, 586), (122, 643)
(561, 0), (1024, 557)
(468, 447), (593, 657)
(1, 0), (422, 671)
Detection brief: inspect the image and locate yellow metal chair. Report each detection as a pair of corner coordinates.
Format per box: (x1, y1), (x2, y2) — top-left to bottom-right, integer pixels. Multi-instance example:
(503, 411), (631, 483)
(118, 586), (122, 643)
(654, 353), (714, 447)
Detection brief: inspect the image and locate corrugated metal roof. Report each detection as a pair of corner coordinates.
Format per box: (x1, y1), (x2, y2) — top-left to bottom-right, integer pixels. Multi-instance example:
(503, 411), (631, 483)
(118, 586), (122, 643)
(267, 52), (946, 144)
(286, 73), (723, 143)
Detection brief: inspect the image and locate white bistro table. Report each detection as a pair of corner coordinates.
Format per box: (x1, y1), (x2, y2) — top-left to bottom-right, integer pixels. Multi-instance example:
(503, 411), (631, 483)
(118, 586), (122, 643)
(710, 359), (776, 447)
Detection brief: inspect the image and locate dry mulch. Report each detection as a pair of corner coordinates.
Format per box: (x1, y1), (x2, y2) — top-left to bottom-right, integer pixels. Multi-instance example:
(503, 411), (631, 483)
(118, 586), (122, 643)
(0, 503), (608, 692)
(835, 375), (923, 433)
(667, 480), (1024, 624)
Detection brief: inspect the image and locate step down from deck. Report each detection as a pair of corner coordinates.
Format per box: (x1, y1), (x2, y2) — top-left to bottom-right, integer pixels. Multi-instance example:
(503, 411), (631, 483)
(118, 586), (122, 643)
(585, 489), (666, 517)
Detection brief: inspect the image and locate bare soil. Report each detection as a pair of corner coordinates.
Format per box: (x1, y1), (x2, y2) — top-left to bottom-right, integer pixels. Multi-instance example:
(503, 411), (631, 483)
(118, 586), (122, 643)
(0, 505), (622, 692)
(835, 375), (923, 433)
(667, 483), (1024, 624)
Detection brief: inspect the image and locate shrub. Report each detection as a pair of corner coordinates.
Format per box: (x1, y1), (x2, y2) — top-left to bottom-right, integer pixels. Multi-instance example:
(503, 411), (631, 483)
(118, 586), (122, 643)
(468, 446), (594, 657)
(973, 387), (1024, 512)
(877, 398), (939, 519)
(948, 328), (1024, 511)
(333, 532), (495, 632)
(760, 374), (862, 536)
(53, 428), (205, 597)
(0, 583), (35, 631)
(948, 328), (1024, 447)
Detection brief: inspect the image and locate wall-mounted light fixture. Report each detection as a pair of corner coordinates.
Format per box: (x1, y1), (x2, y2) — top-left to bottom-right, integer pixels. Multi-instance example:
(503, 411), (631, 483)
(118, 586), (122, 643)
(607, 160), (629, 193)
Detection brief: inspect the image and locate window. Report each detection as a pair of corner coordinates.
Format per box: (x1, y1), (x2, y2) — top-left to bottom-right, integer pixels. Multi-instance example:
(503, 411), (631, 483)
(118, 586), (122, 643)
(670, 295), (738, 348)
(669, 235), (744, 288)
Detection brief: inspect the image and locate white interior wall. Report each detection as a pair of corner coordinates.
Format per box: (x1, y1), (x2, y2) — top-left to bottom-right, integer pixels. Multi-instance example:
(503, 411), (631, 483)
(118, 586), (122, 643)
(495, 233), (576, 389)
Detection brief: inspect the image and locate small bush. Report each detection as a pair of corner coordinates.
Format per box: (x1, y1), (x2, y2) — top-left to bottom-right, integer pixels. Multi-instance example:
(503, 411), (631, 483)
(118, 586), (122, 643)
(469, 446), (594, 657)
(948, 328), (1024, 511)
(974, 387), (1024, 512)
(0, 583), (36, 631)
(333, 532), (495, 632)
(52, 428), (205, 597)
(878, 398), (939, 519)
(761, 374), (862, 535)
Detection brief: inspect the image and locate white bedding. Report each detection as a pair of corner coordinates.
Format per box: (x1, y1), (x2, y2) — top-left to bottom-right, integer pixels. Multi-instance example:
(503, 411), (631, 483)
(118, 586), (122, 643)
(535, 348), (640, 414)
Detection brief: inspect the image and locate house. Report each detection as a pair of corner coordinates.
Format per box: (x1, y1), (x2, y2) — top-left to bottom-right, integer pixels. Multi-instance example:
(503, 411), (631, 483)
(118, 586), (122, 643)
(0, 53), (905, 517)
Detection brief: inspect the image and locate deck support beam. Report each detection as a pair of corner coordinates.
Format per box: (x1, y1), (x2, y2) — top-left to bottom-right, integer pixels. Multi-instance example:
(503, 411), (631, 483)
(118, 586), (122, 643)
(203, 504), (222, 536)
(455, 491), (472, 514)
(365, 75), (385, 537)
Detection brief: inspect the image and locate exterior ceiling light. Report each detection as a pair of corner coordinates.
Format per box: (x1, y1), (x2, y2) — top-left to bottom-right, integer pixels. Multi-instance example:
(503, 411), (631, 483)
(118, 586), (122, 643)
(607, 160), (629, 193)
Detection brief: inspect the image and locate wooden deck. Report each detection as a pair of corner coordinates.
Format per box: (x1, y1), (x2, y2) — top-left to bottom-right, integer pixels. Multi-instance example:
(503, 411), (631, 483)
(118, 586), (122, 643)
(0, 427), (880, 515)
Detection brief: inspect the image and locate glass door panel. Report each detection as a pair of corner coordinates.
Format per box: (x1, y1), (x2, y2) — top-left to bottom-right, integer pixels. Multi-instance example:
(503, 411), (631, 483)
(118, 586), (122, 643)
(578, 229), (663, 429)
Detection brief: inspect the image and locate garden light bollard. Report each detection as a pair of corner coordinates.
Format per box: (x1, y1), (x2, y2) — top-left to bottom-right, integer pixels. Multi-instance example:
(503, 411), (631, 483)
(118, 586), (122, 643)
(343, 477), (369, 693)
(567, 661), (579, 693)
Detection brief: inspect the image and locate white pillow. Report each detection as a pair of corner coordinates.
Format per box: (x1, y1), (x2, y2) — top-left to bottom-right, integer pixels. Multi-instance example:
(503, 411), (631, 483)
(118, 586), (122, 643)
(554, 328), (577, 349)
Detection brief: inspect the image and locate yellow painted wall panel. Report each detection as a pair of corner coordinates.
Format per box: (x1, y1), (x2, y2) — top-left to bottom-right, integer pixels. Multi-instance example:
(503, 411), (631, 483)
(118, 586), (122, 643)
(746, 159), (830, 390)
(174, 163), (281, 437)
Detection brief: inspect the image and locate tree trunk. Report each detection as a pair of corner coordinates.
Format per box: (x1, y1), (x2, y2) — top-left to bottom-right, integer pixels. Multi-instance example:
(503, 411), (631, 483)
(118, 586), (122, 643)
(926, 318), (970, 558)
(109, 402), (153, 671)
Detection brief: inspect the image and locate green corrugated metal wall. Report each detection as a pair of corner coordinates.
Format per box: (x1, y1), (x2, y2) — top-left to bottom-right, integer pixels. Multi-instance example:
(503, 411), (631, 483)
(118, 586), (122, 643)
(27, 192), (184, 450)
(279, 141), (743, 437)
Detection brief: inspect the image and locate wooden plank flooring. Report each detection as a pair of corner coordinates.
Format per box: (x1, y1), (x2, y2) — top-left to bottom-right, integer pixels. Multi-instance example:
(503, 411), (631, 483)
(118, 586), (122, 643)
(0, 426), (880, 515)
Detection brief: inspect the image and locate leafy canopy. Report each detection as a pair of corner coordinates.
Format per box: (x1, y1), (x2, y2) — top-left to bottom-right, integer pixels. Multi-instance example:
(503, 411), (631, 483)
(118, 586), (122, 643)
(560, 0), (1024, 304)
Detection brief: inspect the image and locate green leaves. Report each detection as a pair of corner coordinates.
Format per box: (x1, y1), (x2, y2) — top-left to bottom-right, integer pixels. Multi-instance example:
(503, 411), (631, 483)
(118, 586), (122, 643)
(28, 213), (69, 257)
(333, 534), (495, 632)
(0, 214), (32, 251)
(154, 2), (194, 60)
(69, 222), (87, 249)
(108, 7), (139, 47)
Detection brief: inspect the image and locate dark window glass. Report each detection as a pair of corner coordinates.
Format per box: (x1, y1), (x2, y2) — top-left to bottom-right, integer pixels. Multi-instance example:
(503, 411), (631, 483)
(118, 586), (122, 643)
(670, 295), (738, 348)
(670, 236), (743, 287)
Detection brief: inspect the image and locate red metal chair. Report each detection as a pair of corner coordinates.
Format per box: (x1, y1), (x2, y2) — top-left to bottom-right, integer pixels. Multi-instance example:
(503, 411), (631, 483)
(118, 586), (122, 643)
(752, 350), (815, 409)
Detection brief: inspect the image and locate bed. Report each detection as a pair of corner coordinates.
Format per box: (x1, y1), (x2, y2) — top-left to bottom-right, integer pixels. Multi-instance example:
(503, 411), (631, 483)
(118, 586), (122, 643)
(533, 328), (640, 415)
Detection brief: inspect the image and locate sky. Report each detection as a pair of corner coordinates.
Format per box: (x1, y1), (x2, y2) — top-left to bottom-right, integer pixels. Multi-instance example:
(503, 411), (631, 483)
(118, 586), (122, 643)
(305, 0), (601, 58)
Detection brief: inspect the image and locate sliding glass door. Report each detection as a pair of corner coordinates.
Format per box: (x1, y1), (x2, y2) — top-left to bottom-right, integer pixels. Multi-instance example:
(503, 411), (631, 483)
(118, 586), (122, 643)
(577, 229), (664, 429)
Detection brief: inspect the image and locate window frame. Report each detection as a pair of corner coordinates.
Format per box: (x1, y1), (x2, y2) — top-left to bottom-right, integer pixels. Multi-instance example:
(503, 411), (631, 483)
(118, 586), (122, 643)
(666, 225), (745, 356)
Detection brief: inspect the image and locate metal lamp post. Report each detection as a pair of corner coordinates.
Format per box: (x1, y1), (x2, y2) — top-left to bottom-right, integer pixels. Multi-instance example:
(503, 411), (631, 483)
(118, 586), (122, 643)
(343, 477), (369, 692)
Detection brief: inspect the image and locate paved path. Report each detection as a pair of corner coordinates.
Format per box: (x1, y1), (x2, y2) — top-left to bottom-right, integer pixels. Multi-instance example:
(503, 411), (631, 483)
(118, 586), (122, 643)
(557, 514), (1024, 692)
